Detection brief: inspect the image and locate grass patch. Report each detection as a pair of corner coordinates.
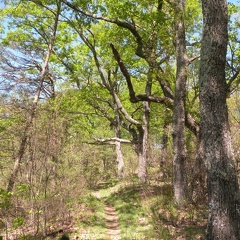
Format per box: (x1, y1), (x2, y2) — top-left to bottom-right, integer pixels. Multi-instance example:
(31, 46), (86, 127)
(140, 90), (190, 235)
(1, 180), (207, 239)
(66, 181), (207, 239)
(103, 182), (207, 240)
(150, 190), (207, 239)
(72, 194), (107, 239)
(105, 183), (156, 239)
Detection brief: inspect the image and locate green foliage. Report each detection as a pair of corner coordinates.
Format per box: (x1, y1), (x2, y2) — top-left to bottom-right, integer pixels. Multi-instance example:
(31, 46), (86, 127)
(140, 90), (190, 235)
(12, 216), (25, 228)
(16, 184), (29, 197)
(227, 3), (240, 90)
(185, 0), (202, 37)
(0, 188), (12, 209)
(0, 0), (239, 238)
(85, 194), (102, 212)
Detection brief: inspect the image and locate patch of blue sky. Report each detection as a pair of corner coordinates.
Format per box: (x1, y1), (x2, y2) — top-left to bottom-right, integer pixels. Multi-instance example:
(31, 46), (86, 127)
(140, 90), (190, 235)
(228, 0), (239, 4)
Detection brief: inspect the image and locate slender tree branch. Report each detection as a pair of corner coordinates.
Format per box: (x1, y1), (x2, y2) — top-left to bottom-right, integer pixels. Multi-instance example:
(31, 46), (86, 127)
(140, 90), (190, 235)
(110, 43), (137, 102)
(62, 0), (145, 58)
(88, 101), (114, 124)
(188, 54), (200, 65)
(227, 70), (240, 90)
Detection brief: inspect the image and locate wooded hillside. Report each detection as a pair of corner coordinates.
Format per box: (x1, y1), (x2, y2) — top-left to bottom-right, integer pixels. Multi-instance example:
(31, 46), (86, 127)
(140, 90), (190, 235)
(0, 0), (239, 239)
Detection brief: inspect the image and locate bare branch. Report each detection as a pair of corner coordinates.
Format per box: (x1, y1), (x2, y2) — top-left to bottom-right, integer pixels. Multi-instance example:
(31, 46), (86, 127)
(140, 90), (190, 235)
(136, 94), (174, 106)
(88, 101), (114, 124)
(227, 69), (240, 91)
(93, 137), (132, 144)
(110, 43), (137, 102)
(188, 54), (200, 65)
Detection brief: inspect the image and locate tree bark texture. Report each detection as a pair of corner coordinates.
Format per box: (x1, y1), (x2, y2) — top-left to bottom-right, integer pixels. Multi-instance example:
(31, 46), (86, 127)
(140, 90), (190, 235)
(191, 135), (206, 202)
(172, 0), (188, 204)
(137, 101), (150, 183)
(114, 102), (125, 179)
(200, 0), (240, 239)
(137, 66), (152, 183)
(115, 141), (125, 179)
(160, 120), (170, 178)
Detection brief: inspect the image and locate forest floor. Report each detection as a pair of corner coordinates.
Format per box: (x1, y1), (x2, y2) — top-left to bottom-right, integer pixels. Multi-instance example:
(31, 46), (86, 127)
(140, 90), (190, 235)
(63, 181), (207, 240)
(2, 181), (207, 239)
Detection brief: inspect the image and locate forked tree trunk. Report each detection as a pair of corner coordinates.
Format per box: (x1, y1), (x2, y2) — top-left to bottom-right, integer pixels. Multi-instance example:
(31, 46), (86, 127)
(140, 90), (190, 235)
(200, 0), (240, 239)
(172, 0), (188, 204)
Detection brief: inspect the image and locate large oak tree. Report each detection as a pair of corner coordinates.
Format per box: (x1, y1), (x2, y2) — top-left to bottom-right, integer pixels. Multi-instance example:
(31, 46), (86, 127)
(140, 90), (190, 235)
(199, 0), (240, 239)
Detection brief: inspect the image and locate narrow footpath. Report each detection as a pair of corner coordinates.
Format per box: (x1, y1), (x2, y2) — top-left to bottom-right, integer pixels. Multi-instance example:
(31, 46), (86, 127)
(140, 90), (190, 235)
(92, 191), (121, 240)
(104, 201), (121, 240)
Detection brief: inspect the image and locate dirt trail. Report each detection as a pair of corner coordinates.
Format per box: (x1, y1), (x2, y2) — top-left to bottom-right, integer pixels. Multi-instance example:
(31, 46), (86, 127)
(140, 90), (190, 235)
(92, 191), (121, 240)
(104, 201), (121, 240)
